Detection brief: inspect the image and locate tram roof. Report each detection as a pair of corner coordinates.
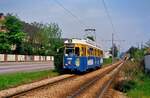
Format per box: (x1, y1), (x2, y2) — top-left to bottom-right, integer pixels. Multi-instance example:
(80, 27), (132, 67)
(64, 39), (102, 50)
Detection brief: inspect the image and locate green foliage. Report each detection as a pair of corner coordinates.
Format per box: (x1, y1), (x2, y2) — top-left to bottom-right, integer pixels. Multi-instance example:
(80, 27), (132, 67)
(53, 40), (64, 72)
(115, 60), (150, 97)
(115, 80), (136, 93)
(22, 22), (63, 56)
(0, 32), (11, 53)
(127, 46), (145, 61)
(0, 14), (26, 54)
(12, 32), (26, 43)
(43, 23), (62, 48)
(21, 42), (34, 55)
(127, 75), (150, 98)
(5, 13), (23, 33)
(0, 14), (63, 56)
(54, 53), (64, 73)
(0, 70), (59, 90)
(5, 14), (26, 52)
(0, 13), (64, 72)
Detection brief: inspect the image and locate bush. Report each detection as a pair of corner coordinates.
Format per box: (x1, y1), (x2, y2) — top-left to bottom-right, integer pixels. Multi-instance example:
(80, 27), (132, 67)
(54, 53), (63, 73)
(121, 60), (144, 80)
(115, 80), (136, 93)
(114, 60), (150, 97)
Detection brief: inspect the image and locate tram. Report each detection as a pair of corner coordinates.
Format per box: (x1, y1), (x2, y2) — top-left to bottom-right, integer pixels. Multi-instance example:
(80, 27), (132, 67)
(63, 38), (103, 72)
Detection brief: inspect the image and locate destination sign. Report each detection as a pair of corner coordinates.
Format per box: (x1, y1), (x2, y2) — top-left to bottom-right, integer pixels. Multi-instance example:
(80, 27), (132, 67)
(65, 44), (74, 48)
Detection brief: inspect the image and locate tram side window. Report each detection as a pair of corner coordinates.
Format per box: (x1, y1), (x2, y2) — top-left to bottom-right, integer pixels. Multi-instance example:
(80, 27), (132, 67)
(83, 48), (86, 56)
(91, 48), (92, 56)
(91, 48), (93, 56)
(81, 47), (86, 56)
(75, 47), (80, 56)
(100, 51), (102, 56)
(95, 49), (96, 56)
(93, 48), (95, 56)
(94, 49), (95, 56)
(89, 48), (92, 56)
(100, 51), (103, 56)
(87, 48), (90, 56)
(96, 50), (98, 56)
(91, 48), (94, 56)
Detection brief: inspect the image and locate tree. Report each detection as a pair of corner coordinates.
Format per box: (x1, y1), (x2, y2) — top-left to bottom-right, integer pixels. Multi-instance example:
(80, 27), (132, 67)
(0, 32), (11, 53)
(0, 13), (63, 57)
(5, 13), (23, 33)
(41, 23), (63, 71)
(4, 13), (26, 54)
(42, 23), (63, 55)
(127, 46), (145, 61)
(22, 21), (42, 43)
(22, 21), (63, 55)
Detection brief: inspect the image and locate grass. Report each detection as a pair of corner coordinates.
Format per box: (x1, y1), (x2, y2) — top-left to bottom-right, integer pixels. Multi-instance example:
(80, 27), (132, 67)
(116, 60), (150, 98)
(0, 70), (59, 90)
(127, 74), (150, 98)
(103, 58), (112, 65)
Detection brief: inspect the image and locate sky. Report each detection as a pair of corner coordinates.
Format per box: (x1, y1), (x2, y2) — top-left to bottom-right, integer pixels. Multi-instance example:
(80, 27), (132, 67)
(0, 0), (150, 51)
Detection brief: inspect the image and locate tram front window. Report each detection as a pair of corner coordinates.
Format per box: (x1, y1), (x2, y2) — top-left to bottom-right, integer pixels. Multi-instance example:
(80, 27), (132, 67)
(65, 48), (74, 56)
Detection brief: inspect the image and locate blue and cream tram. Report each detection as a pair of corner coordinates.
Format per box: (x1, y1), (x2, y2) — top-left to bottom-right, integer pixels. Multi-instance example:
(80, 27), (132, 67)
(63, 39), (103, 72)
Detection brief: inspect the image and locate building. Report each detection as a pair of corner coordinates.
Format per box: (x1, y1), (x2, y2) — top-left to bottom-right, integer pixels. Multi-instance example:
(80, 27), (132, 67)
(0, 13), (6, 32)
(103, 51), (112, 59)
(145, 54), (150, 73)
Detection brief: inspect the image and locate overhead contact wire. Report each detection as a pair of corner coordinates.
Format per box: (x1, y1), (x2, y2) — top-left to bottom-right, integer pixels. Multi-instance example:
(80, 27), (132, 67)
(102, 0), (117, 34)
(54, 0), (89, 28)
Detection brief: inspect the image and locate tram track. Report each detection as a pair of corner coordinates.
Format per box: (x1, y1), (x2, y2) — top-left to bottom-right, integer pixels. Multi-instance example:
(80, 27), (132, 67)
(68, 63), (121, 98)
(73, 61), (124, 98)
(0, 74), (76, 98)
(0, 61), (124, 98)
(68, 61), (124, 98)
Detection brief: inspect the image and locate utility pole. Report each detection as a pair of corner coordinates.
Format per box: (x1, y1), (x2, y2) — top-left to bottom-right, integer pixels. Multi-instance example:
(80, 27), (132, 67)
(100, 34), (125, 64)
(112, 33), (114, 63)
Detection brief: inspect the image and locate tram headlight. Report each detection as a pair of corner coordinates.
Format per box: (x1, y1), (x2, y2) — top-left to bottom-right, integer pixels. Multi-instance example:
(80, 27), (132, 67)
(65, 64), (68, 66)
(68, 60), (71, 65)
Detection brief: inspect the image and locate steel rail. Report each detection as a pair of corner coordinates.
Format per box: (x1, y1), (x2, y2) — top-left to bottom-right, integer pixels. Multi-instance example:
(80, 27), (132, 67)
(98, 62), (124, 98)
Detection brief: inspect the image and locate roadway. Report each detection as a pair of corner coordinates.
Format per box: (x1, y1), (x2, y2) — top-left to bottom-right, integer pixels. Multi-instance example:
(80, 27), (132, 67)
(0, 61), (54, 74)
